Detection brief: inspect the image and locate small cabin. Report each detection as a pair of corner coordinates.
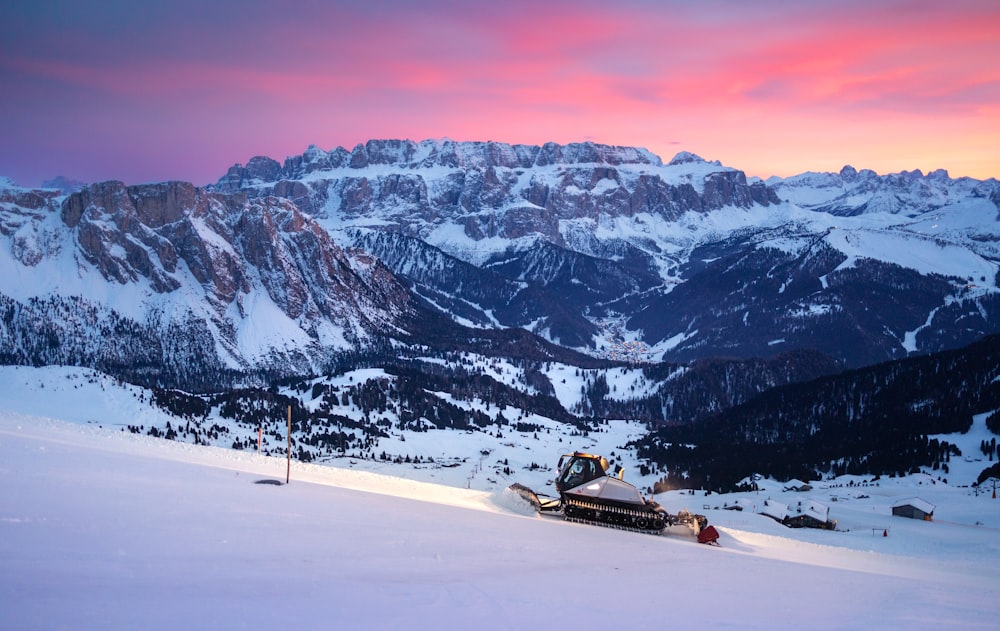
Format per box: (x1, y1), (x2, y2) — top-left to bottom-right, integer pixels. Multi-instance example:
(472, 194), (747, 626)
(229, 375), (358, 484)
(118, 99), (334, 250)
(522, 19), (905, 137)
(891, 498), (935, 521)
(759, 498), (835, 529)
(783, 479), (813, 492)
(785, 499), (836, 530)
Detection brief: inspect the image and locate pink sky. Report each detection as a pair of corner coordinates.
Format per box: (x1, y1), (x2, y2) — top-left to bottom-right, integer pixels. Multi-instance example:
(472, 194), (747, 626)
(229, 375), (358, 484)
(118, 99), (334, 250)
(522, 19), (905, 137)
(1, 0), (998, 187)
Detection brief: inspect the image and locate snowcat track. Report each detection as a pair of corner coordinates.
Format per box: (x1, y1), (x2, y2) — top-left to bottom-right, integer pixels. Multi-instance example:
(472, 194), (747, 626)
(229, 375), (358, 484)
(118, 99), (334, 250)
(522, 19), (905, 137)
(562, 498), (666, 535)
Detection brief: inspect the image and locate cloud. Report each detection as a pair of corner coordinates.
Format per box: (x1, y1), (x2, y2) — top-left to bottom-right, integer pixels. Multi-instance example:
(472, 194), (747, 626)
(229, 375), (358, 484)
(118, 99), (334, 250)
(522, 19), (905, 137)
(1, 0), (997, 185)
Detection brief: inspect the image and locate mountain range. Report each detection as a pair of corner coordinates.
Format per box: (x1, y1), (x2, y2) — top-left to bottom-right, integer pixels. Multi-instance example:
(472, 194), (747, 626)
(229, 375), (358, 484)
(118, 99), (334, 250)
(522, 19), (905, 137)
(1, 139), (998, 409)
(212, 139), (1000, 367)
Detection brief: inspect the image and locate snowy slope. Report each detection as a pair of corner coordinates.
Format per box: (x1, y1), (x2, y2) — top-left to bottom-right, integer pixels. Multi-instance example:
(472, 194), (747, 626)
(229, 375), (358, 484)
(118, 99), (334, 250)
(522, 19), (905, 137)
(2, 396), (999, 629)
(0, 365), (658, 494)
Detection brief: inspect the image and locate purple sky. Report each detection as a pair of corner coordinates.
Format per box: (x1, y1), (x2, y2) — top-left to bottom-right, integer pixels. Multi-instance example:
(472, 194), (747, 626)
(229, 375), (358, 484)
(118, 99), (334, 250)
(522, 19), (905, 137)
(2, 0), (998, 187)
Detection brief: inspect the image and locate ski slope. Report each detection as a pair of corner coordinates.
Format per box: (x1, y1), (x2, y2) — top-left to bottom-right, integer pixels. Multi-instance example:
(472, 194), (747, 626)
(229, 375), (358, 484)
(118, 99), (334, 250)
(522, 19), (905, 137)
(2, 405), (999, 629)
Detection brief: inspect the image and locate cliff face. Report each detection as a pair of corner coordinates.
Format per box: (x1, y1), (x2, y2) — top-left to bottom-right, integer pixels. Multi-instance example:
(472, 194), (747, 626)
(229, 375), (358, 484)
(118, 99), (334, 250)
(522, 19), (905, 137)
(214, 139), (780, 244)
(0, 178), (422, 385)
(62, 178), (416, 328)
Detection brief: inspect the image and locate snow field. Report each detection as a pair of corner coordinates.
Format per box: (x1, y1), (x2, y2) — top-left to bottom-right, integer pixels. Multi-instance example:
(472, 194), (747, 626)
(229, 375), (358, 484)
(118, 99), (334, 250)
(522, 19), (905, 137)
(2, 367), (1000, 629)
(2, 410), (999, 630)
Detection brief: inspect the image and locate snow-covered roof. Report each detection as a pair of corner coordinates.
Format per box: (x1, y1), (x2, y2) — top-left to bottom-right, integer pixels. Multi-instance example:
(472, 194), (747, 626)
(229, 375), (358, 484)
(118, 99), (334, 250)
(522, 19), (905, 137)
(893, 497), (936, 514)
(799, 499), (829, 523)
(783, 479), (812, 491)
(723, 497), (757, 511)
(760, 499), (789, 520)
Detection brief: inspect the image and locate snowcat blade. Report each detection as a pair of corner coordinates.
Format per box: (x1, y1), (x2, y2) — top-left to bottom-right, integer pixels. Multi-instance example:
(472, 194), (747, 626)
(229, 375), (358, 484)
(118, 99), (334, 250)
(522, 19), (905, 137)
(508, 483), (561, 512)
(508, 483), (542, 510)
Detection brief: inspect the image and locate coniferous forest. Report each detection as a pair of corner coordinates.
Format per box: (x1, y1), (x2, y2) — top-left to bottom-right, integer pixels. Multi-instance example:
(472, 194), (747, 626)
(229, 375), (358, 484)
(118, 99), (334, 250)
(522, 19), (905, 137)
(632, 334), (1000, 491)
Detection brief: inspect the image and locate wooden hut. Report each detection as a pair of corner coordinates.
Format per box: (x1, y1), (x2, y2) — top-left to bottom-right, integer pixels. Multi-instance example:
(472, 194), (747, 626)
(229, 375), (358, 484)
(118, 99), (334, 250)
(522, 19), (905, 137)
(891, 498), (935, 521)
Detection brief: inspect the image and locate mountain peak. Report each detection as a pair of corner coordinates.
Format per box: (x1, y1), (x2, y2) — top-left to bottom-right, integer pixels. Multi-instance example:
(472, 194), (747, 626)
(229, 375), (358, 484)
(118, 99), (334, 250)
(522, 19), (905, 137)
(839, 165), (858, 180)
(667, 151), (720, 167)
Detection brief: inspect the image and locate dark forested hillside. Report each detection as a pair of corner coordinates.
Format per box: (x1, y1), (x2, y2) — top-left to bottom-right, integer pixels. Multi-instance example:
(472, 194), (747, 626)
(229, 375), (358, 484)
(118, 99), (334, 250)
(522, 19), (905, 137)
(585, 349), (843, 424)
(633, 334), (1000, 491)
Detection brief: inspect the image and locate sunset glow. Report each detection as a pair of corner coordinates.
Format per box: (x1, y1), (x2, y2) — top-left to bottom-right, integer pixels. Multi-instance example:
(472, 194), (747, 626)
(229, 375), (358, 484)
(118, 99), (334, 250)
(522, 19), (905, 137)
(2, 0), (998, 186)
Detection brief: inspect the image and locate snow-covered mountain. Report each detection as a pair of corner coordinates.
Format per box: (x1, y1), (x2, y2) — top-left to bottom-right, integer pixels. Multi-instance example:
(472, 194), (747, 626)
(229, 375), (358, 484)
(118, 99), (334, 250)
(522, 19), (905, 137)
(2, 139), (999, 391)
(0, 179), (421, 388)
(766, 164), (996, 216)
(214, 139), (1000, 367)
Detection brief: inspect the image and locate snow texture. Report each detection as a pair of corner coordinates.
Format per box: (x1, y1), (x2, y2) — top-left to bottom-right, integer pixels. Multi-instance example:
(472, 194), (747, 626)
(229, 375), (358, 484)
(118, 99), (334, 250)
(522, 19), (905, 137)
(1, 366), (999, 629)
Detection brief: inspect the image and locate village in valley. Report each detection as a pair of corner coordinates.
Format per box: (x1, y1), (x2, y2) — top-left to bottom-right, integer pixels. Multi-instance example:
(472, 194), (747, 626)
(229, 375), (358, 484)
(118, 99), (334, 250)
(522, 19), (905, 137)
(595, 319), (653, 364)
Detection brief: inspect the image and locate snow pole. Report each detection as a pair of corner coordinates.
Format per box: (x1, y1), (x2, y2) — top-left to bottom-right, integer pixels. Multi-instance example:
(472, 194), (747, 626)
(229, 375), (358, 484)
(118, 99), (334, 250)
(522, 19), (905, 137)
(286, 405), (292, 484)
(257, 425), (262, 454)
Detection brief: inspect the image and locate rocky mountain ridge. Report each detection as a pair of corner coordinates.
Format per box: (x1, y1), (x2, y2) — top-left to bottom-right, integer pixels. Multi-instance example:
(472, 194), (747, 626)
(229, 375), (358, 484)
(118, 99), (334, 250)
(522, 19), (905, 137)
(2, 139), (999, 394)
(1, 178), (424, 386)
(213, 139), (780, 249)
(207, 139), (1000, 368)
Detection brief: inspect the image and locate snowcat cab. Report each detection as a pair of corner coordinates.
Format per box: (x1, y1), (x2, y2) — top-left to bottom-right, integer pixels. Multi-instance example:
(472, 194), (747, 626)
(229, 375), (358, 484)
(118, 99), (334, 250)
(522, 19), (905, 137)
(554, 452), (611, 493)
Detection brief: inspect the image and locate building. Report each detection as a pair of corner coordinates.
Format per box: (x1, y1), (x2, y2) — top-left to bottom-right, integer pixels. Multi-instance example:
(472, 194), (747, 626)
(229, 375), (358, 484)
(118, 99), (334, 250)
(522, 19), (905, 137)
(783, 479), (813, 492)
(785, 499), (836, 530)
(891, 498), (935, 521)
(759, 498), (835, 529)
